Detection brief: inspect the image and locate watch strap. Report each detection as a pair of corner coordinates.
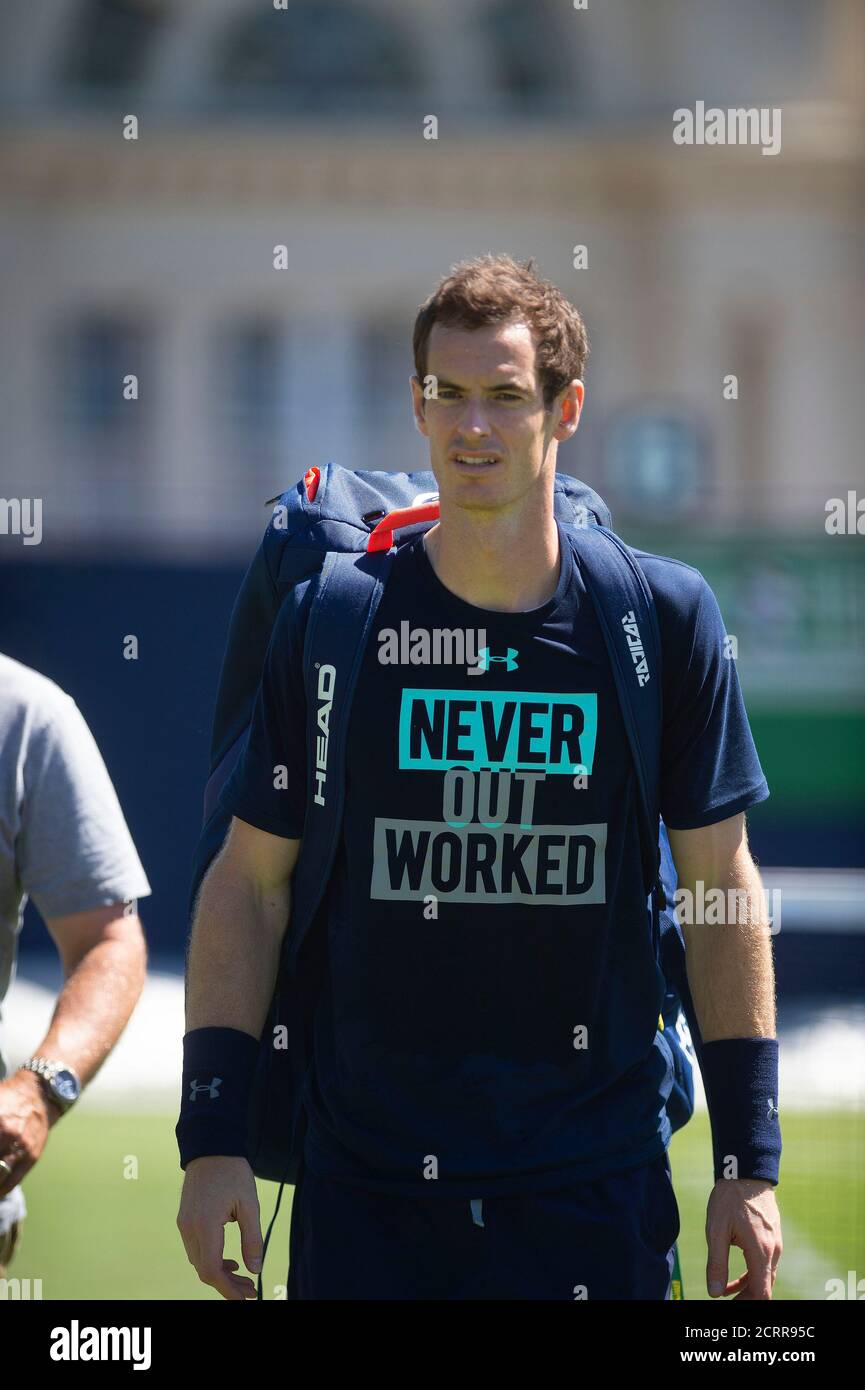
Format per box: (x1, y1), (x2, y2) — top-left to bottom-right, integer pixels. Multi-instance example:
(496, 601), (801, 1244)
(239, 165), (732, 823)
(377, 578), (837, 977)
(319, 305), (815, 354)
(19, 1057), (80, 1111)
(21, 1057), (59, 1081)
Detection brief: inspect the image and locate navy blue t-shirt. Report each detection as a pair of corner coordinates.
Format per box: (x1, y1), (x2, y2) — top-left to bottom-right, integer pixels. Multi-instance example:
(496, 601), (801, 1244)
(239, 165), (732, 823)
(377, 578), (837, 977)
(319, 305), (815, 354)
(219, 521), (769, 1196)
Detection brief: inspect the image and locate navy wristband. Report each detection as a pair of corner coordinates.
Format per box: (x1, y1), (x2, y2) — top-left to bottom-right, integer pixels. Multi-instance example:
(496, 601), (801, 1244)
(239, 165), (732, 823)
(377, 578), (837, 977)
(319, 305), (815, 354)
(175, 1027), (259, 1170)
(700, 1037), (781, 1185)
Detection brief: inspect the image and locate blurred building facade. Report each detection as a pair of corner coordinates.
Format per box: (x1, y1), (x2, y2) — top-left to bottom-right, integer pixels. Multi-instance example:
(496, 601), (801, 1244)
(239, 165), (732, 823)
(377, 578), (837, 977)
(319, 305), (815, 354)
(1, 0), (863, 556)
(0, 1), (863, 950)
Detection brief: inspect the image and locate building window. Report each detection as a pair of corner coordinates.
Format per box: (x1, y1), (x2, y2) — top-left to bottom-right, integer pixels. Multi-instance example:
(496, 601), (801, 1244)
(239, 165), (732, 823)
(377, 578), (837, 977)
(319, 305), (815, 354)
(57, 0), (168, 90)
(603, 402), (710, 523)
(48, 311), (154, 525)
(209, 318), (287, 492)
(211, 319), (283, 439)
(54, 312), (152, 436)
(673, 0), (824, 105)
(478, 0), (579, 115)
(356, 317), (427, 474)
(213, 2), (418, 112)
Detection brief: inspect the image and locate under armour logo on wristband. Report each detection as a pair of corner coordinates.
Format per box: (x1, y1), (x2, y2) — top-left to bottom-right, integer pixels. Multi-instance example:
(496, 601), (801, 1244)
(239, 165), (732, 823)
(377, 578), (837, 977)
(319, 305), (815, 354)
(767, 1097), (779, 1120)
(188, 1077), (222, 1101)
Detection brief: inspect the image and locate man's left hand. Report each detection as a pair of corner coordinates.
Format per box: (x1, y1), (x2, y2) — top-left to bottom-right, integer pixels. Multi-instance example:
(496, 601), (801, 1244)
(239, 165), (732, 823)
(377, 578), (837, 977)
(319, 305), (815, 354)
(706, 1177), (782, 1299)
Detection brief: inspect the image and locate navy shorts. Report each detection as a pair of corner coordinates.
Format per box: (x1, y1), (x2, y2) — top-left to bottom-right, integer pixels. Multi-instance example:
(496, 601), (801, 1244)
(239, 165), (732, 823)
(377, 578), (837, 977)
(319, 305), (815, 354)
(286, 1151), (680, 1300)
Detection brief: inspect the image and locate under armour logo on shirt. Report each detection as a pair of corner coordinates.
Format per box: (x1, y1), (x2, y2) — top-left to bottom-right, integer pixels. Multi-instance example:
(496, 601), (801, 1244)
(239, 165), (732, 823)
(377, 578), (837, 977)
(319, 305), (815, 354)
(767, 1097), (779, 1120)
(189, 1078), (222, 1102)
(476, 647), (519, 672)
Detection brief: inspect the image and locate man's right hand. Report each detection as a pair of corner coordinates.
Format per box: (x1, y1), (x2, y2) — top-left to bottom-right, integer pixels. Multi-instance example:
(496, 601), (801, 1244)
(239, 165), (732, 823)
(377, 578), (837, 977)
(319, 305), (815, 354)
(177, 1155), (264, 1300)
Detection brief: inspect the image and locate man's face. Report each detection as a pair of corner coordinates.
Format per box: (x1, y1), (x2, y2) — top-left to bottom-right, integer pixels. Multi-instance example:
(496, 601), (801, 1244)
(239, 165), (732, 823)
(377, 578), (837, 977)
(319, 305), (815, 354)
(410, 319), (583, 512)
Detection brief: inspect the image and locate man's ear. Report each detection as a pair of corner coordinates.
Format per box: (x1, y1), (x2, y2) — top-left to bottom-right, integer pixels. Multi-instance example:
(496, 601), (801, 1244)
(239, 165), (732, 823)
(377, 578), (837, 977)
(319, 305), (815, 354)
(553, 380), (585, 441)
(410, 374), (429, 437)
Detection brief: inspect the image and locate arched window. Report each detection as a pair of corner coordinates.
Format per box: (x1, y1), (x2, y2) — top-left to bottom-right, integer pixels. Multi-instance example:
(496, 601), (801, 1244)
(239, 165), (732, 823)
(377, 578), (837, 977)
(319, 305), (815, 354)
(214, 3), (418, 113)
(477, 0), (580, 115)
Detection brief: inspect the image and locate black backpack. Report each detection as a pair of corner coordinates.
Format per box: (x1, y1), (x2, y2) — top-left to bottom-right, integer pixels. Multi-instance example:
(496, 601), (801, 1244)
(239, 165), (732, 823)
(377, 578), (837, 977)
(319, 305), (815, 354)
(189, 464), (699, 1195)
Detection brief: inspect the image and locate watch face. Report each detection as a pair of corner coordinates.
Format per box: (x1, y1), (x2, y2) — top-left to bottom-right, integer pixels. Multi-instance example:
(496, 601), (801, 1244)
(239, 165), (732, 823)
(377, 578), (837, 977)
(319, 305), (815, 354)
(52, 1069), (80, 1103)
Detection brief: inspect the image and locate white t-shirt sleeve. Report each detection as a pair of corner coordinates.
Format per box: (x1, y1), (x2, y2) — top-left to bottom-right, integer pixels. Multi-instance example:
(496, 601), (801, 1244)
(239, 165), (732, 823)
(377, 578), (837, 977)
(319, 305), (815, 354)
(17, 691), (152, 920)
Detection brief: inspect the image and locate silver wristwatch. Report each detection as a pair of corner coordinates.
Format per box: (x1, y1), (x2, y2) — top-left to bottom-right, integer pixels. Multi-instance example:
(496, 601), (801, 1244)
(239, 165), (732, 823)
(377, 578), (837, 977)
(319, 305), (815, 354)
(19, 1057), (82, 1114)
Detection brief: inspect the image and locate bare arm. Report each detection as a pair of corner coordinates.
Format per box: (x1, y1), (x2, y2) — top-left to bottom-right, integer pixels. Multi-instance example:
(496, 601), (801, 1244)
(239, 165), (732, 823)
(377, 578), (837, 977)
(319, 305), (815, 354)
(35, 902), (147, 1083)
(184, 815), (301, 1036)
(177, 814), (300, 1302)
(667, 811), (775, 1041)
(0, 902), (146, 1200)
(668, 810), (781, 1300)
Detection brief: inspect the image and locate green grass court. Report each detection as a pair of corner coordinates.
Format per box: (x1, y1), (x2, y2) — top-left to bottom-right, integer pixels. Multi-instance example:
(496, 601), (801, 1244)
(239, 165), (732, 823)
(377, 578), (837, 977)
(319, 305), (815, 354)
(7, 1108), (863, 1301)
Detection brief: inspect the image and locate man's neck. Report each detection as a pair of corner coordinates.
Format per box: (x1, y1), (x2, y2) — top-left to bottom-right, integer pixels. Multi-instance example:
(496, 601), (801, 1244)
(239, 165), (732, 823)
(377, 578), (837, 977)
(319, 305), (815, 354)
(422, 503), (561, 613)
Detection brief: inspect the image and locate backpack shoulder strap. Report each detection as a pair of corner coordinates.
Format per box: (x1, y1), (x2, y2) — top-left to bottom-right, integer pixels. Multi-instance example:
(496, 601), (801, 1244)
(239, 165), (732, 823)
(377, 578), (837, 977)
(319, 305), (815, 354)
(286, 547), (394, 966)
(560, 523), (663, 900)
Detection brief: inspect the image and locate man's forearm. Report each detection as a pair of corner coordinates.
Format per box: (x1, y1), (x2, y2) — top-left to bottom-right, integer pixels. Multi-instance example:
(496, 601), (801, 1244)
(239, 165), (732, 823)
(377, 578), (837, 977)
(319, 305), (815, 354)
(679, 850), (776, 1043)
(185, 853), (290, 1039)
(27, 926), (147, 1090)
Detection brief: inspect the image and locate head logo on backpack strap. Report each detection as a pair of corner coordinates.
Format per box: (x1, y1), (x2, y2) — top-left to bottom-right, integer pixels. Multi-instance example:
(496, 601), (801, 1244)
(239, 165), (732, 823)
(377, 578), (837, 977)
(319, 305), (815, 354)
(561, 522), (662, 897)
